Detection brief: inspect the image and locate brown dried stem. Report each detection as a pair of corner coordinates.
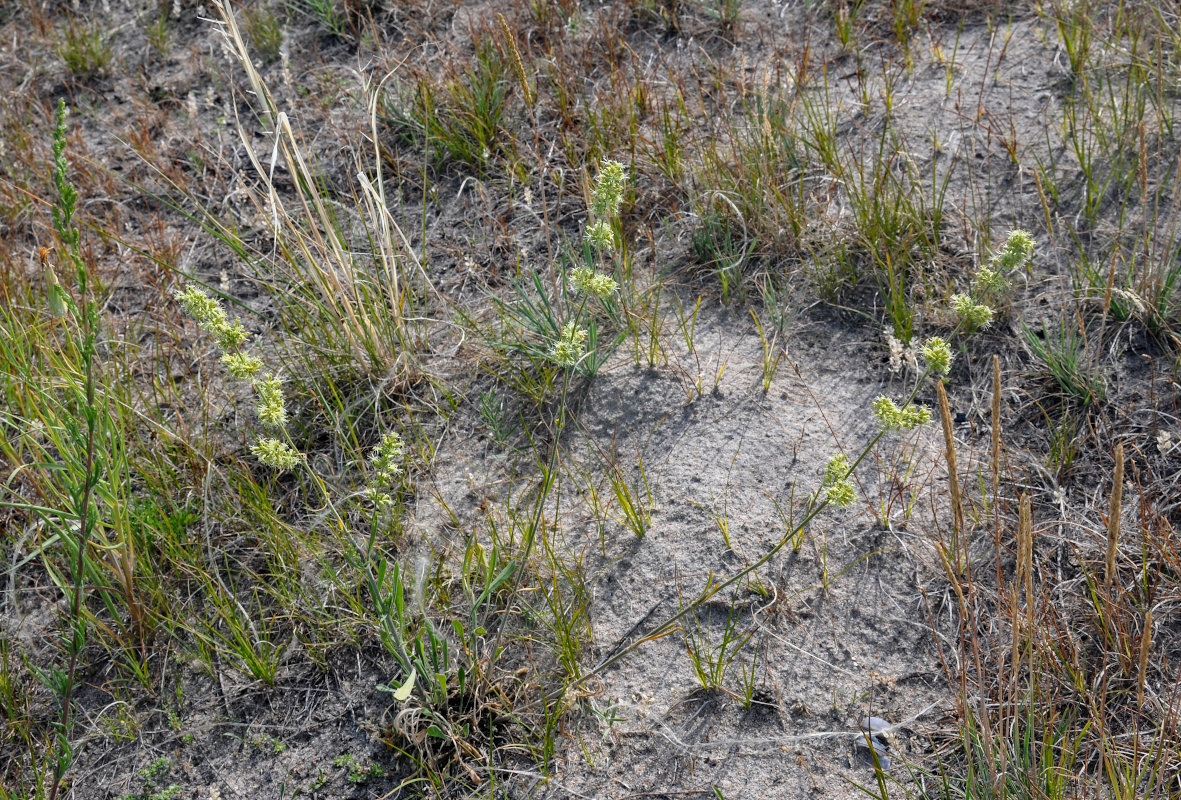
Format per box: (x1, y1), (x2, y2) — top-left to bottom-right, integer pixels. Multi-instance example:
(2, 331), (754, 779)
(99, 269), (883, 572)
(1106, 443), (1124, 594)
(937, 381), (965, 564)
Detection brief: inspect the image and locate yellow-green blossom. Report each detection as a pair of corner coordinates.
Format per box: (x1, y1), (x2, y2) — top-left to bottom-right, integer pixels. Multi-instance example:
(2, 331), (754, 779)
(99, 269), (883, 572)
(175, 284), (249, 350)
(214, 320), (249, 350)
(369, 432), (405, 483)
(825, 479), (856, 507)
(570, 266), (618, 300)
(970, 229), (1029, 301)
(872, 396), (931, 430)
(590, 159), (628, 219)
(992, 229), (1034, 273)
(821, 453), (855, 507)
(221, 352), (264, 379)
(920, 336), (953, 377)
(254, 373), (288, 428)
(585, 219), (615, 251)
(361, 486), (393, 508)
(974, 265), (1008, 296)
(550, 322), (587, 367)
(952, 293), (994, 330)
(250, 437), (303, 470)
(824, 452), (850, 486)
(175, 285), (223, 324)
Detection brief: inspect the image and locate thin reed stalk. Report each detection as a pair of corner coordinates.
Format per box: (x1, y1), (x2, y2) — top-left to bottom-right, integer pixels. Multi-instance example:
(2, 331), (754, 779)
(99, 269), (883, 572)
(1137, 608), (1152, 707)
(937, 381), (965, 563)
(1106, 442), (1124, 593)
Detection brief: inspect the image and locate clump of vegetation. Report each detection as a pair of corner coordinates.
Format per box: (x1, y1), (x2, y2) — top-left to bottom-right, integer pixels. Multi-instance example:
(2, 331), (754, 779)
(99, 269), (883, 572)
(241, 4), (284, 62)
(55, 16), (111, 76)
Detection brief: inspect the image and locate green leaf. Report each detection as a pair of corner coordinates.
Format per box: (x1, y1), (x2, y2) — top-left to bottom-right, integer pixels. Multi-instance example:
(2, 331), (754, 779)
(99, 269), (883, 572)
(392, 669), (416, 701)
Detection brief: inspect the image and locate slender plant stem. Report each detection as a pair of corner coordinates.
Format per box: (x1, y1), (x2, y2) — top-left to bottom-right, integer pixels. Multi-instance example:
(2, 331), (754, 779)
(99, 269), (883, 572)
(489, 363), (573, 662)
(493, 290), (596, 645)
(48, 263), (100, 800)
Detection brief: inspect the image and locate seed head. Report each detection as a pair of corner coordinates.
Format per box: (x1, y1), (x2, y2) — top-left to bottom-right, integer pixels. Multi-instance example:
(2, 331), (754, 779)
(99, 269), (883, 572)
(498, 13), (532, 105)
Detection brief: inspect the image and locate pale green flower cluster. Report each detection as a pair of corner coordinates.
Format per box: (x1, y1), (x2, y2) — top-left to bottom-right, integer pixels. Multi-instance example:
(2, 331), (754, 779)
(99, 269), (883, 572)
(221, 352), (264, 379)
(250, 438), (304, 470)
(991, 229), (1035, 274)
(952, 293), (994, 330)
(363, 432), (406, 508)
(974, 266), (1007, 296)
(550, 322), (587, 367)
(590, 160), (627, 219)
(919, 336), (953, 377)
(554, 159), (629, 367)
(847, 232), (1034, 518)
(872, 396), (931, 431)
(370, 432), (405, 482)
(585, 219), (614, 251)
(175, 285), (249, 350)
(361, 486), (394, 508)
(583, 160), (628, 253)
(175, 284), (303, 471)
(570, 266), (618, 300)
(821, 453), (855, 507)
(254, 374), (288, 428)
(952, 229), (1031, 331)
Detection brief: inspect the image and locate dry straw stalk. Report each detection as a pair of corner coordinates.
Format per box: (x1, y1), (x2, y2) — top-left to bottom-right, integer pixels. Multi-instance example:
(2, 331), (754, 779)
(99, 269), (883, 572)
(1106, 443), (1124, 593)
(936, 381), (965, 555)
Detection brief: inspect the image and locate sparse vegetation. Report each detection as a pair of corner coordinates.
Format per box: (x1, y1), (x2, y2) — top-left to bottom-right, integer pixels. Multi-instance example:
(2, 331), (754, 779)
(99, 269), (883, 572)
(54, 15), (111, 76)
(1, 1), (1179, 799)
